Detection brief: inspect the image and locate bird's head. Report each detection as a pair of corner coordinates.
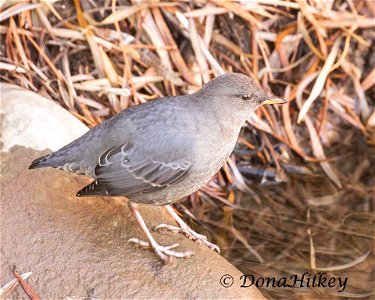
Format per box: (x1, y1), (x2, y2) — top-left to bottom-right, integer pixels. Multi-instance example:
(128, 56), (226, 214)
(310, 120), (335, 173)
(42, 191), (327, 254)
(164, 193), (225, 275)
(197, 73), (286, 125)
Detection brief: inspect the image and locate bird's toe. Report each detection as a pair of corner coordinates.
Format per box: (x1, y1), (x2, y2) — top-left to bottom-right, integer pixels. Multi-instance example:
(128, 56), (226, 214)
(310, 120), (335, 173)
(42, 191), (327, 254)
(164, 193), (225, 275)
(128, 237), (194, 263)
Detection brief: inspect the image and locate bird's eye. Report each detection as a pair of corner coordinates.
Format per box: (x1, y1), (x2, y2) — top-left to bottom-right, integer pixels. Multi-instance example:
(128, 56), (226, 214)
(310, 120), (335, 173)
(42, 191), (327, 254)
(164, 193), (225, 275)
(239, 94), (251, 101)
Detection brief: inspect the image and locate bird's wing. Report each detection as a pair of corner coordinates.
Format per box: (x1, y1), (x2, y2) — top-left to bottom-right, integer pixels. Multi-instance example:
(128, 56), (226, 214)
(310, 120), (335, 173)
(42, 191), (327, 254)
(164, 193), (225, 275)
(76, 139), (192, 197)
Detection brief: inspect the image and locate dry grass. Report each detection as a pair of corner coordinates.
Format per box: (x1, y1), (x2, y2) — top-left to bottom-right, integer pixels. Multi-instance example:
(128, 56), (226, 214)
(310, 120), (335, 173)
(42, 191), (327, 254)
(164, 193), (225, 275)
(1, 0), (374, 299)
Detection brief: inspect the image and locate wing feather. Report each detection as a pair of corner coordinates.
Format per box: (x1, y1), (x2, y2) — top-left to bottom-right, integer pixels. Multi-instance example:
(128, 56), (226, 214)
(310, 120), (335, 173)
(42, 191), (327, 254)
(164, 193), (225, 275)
(77, 141), (192, 197)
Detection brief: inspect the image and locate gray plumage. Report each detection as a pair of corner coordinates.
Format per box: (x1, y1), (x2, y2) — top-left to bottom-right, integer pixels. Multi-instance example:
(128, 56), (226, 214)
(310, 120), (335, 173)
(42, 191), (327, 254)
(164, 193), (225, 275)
(29, 73), (274, 206)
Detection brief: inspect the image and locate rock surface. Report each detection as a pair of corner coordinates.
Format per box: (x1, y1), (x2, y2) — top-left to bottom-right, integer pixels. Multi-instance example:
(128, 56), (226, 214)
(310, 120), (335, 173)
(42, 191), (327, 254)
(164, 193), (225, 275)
(0, 84), (265, 299)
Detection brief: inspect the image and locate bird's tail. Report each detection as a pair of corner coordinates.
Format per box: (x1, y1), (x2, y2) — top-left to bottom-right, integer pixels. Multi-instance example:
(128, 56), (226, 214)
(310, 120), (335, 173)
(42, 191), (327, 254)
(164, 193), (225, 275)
(28, 154), (53, 169)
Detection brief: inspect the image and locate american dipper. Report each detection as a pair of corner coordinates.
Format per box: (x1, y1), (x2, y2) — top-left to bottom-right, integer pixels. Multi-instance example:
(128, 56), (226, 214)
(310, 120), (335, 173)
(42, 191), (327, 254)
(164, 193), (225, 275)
(29, 73), (286, 263)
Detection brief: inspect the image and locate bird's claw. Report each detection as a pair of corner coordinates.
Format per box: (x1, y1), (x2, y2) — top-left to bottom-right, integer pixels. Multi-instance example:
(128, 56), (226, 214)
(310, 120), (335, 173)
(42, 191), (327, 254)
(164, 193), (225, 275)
(128, 238), (195, 263)
(155, 224), (220, 253)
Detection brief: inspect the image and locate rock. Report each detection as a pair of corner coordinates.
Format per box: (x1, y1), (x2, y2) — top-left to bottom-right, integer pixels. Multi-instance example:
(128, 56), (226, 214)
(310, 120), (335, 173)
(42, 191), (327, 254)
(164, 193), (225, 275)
(0, 84), (88, 152)
(0, 84), (265, 299)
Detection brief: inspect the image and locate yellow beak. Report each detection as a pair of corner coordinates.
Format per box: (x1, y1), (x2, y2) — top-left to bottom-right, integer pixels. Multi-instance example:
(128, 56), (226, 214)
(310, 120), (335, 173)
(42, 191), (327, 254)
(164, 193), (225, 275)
(262, 97), (287, 105)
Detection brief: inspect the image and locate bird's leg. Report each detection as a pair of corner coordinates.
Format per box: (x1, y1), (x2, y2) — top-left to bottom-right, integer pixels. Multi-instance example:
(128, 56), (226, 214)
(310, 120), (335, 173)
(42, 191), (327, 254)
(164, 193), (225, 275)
(127, 202), (194, 263)
(155, 205), (220, 253)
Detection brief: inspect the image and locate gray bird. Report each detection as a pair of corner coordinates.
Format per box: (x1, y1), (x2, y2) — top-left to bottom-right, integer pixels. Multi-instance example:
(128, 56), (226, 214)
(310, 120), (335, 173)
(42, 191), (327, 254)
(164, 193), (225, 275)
(29, 73), (286, 263)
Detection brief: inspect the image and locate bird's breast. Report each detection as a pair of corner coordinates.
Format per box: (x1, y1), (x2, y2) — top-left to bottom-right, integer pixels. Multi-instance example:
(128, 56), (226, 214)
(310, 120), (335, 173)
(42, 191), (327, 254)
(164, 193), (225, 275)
(192, 126), (240, 181)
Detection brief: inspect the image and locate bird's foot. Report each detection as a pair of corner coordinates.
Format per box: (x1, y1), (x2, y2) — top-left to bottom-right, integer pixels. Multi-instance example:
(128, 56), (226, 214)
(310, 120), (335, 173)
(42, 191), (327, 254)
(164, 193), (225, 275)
(155, 223), (220, 253)
(128, 238), (195, 263)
